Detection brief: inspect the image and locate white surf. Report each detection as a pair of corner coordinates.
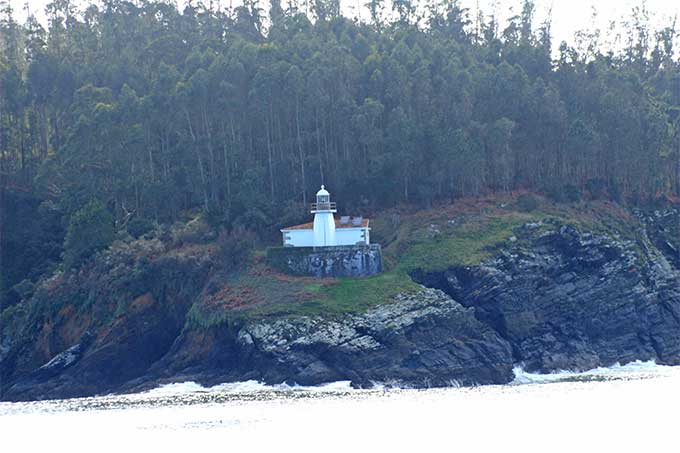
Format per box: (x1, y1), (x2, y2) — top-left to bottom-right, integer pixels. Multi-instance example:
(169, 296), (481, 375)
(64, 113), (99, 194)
(1, 362), (678, 453)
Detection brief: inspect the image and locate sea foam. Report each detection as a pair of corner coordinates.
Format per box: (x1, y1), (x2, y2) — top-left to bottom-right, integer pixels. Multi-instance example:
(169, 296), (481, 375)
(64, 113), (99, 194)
(511, 360), (675, 385)
(3, 362), (680, 453)
(144, 379), (355, 397)
(142, 361), (674, 397)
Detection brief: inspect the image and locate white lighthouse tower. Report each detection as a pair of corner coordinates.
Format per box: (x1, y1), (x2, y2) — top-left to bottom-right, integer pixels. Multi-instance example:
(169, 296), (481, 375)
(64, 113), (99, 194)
(311, 185), (336, 246)
(280, 185), (371, 247)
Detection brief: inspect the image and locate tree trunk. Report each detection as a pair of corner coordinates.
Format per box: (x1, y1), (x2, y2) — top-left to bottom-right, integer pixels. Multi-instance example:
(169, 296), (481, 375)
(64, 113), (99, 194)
(223, 119), (234, 210)
(0, 109), (5, 271)
(296, 96), (306, 205)
(40, 104), (49, 160)
(203, 108), (217, 205)
(147, 128), (155, 182)
(315, 113), (324, 183)
(185, 109), (209, 210)
(52, 110), (60, 153)
(266, 103), (275, 202)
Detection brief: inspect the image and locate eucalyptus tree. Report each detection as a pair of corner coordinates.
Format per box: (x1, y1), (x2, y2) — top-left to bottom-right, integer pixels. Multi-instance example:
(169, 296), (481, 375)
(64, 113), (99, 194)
(2, 0), (680, 305)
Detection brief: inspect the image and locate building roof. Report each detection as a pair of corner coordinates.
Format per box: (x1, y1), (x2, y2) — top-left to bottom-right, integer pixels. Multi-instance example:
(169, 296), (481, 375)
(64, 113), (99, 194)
(281, 217), (369, 231)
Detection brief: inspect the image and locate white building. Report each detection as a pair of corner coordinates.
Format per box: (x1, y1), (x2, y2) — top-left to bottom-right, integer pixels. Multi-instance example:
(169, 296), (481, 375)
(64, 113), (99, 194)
(281, 186), (371, 247)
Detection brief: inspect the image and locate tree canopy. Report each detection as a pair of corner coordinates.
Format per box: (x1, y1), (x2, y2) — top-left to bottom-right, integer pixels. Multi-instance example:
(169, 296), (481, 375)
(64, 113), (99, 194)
(1, 0), (680, 300)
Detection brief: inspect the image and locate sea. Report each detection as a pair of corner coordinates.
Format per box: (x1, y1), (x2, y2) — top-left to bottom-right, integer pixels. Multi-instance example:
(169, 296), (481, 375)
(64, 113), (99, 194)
(1, 361), (678, 453)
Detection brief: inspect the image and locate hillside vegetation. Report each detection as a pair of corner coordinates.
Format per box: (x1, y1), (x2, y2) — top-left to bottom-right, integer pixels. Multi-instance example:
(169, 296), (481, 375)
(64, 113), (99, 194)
(2, 195), (678, 400)
(2, 0), (680, 306)
(186, 193), (652, 324)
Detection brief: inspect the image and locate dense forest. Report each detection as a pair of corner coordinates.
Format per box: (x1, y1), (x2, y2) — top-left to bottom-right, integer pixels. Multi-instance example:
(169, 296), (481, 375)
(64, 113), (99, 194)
(2, 0), (680, 305)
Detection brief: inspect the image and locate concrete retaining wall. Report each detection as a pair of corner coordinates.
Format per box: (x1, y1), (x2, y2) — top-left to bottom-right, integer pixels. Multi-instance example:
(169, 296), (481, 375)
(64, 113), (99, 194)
(266, 244), (382, 278)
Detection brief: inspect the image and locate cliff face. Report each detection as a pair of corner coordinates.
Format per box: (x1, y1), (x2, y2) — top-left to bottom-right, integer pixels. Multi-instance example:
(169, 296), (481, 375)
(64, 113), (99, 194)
(237, 289), (512, 387)
(140, 288), (514, 390)
(411, 215), (680, 372)
(136, 208), (679, 391)
(1, 205), (679, 401)
(0, 237), (215, 401)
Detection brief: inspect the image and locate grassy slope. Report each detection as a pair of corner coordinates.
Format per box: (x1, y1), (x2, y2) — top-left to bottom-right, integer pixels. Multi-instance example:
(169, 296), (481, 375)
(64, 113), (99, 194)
(188, 194), (639, 326)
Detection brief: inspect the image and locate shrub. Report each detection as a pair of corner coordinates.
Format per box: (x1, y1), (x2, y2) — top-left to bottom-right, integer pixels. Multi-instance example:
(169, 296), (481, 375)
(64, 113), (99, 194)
(547, 185), (581, 203)
(64, 200), (115, 269)
(278, 201), (308, 231)
(546, 186), (565, 203)
(216, 228), (255, 270)
(204, 204), (228, 229)
(563, 184), (582, 203)
(586, 179), (607, 200)
(0, 288), (20, 311)
(170, 217), (212, 246)
(233, 207), (271, 233)
(516, 194), (540, 212)
(608, 183), (622, 203)
(127, 217), (154, 239)
(11, 279), (35, 300)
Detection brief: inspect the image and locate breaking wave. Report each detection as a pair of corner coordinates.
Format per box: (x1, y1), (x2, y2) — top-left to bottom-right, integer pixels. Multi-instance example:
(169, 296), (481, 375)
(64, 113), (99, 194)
(141, 360), (677, 398)
(3, 361), (680, 452)
(143, 360), (676, 397)
(511, 360), (676, 385)
(144, 379), (355, 397)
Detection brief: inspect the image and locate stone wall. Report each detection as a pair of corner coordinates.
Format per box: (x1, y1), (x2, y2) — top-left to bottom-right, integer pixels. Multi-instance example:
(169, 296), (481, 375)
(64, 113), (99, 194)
(266, 244), (382, 278)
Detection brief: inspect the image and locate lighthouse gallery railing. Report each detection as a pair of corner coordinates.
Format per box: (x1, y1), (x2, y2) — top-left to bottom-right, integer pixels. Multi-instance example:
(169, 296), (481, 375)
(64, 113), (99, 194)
(311, 202), (336, 211)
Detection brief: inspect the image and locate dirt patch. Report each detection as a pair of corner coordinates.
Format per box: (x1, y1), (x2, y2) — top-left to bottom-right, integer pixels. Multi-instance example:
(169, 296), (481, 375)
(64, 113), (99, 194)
(130, 293), (156, 312)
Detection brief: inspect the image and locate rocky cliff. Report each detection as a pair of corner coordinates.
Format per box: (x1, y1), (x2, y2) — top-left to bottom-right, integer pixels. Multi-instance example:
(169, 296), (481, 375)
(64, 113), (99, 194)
(411, 217), (680, 372)
(135, 288), (514, 390)
(0, 234), (215, 401)
(1, 202), (679, 401)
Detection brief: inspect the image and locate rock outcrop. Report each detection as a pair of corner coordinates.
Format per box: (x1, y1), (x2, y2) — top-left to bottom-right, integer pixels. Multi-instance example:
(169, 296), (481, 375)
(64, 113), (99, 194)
(0, 237), (214, 401)
(411, 215), (680, 372)
(240, 288), (513, 386)
(142, 288), (513, 389)
(2, 207), (679, 401)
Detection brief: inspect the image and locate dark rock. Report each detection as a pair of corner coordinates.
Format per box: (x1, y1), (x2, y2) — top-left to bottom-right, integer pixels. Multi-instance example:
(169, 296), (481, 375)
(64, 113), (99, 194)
(3, 292), (190, 401)
(31, 331), (94, 381)
(142, 288), (514, 389)
(3, 208), (679, 401)
(411, 215), (680, 373)
(1, 242), (213, 402)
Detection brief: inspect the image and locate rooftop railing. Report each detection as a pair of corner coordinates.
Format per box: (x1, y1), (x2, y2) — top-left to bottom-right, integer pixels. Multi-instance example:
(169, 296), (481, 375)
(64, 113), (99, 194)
(311, 202), (336, 211)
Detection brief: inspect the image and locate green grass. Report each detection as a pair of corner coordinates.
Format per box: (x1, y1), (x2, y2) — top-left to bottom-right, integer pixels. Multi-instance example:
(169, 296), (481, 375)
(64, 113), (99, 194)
(238, 212), (539, 321)
(186, 302), (233, 329)
(188, 197), (645, 325)
(393, 213), (537, 272)
(237, 270), (420, 320)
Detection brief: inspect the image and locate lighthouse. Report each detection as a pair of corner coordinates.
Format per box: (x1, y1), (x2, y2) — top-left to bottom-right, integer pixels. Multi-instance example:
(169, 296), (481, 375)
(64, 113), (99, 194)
(311, 185), (336, 246)
(280, 186), (370, 247)
(272, 185), (381, 277)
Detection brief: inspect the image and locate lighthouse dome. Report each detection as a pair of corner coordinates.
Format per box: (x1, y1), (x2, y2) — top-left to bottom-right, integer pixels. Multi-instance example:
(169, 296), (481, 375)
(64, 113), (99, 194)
(314, 185), (333, 212)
